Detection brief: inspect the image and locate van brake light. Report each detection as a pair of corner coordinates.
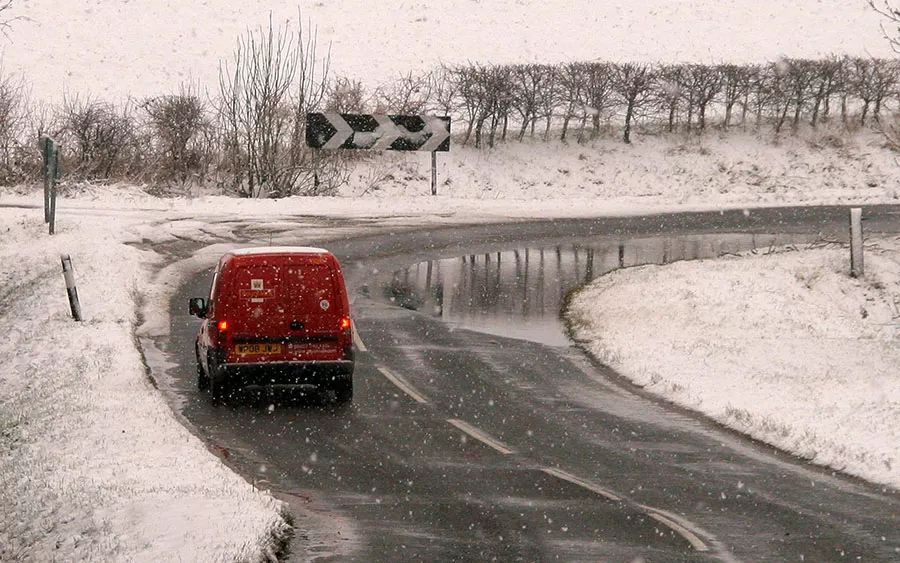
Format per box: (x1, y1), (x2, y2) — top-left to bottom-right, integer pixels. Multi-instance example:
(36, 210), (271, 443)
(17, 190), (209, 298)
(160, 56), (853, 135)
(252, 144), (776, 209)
(217, 320), (229, 331)
(340, 317), (351, 330)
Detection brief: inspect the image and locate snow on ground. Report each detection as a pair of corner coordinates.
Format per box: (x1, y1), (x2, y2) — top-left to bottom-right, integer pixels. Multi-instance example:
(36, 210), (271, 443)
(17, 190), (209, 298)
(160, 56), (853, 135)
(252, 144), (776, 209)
(0, 207), (290, 561)
(350, 131), (900, 204)
(1, 125), (899, 559)
(4, 0), (894, 101)
(567, 239), (900, 490)
(4, 128), (899, 214)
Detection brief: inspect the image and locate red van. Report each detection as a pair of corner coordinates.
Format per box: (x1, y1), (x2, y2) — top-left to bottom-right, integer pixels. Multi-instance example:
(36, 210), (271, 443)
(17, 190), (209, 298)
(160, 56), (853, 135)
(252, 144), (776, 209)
(189, 247), (354, 403)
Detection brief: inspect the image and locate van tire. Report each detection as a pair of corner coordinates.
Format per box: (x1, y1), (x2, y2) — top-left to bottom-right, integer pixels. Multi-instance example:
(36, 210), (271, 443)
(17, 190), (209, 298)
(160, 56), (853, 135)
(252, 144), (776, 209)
(210, 374), (231, 404)
(334, 379), (353, 404)
(196, 346), (209, 391)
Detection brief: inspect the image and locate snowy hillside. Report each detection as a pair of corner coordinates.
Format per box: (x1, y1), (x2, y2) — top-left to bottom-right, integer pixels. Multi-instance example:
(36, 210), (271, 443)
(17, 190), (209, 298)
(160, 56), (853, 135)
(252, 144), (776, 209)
(3, 0), (895, 100)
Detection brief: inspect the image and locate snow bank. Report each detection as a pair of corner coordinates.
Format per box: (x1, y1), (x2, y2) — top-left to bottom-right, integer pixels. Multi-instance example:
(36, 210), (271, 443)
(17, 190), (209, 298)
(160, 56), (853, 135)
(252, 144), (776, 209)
(568, 239), (900, 490)
(0, 208), (288, 561)
(5, 130), (900, 215)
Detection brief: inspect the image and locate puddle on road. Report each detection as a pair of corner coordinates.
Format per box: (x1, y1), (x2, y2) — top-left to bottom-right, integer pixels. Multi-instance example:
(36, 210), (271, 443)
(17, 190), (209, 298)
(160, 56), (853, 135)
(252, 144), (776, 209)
(383, 232), (817, 347)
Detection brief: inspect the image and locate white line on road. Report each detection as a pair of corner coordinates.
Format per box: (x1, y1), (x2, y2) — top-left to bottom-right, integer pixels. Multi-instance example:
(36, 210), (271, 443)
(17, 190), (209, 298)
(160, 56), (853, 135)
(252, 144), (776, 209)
(446, 419), (515, 455)
(540, 467), (622, 502)
(376, 366), (428, 404)
(352, 327), (367, 352)
(540, 467), (711, 553)
(645, 510), (710, 553)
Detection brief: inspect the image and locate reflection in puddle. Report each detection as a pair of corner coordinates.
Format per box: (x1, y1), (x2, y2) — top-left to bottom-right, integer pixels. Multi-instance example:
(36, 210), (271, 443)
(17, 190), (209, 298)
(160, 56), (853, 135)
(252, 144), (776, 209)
(384, 233), (816, 347)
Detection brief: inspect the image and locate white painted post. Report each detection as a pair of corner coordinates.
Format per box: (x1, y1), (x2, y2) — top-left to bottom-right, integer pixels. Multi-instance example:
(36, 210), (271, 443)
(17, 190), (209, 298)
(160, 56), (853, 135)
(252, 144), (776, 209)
(850, 207), (864, 278)
(60, 254), (83, 321)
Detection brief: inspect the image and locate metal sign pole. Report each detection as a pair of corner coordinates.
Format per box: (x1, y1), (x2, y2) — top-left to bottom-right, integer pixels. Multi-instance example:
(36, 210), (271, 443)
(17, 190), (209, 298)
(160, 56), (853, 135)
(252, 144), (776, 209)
(850, 207), (864, 277)
(431, 151), (437, 196)
(42, 138), (50, 223)
(48, 143), (59, 235)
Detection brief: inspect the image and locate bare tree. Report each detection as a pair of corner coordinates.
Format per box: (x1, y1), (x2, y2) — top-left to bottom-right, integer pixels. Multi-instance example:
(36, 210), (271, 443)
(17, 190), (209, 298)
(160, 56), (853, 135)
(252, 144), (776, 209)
(656, 64), (685, 133)
(556, 62), (586, 141)
(60, 95), (139, 180)
(218, 15), (298, 197)
(325, 77), (368, 113)
(784, 59), (818, 132)
(218, 13), (341, 197)
(427, 65), (459, 118)
(511, 64), (545, 141)
(851, 57), (898, 125)
(870, 1), (900, 53)
(0, 1), (24, 37)
(374, 71), (432, 114)
(719, 64), (754, 129)
(764, 60), (793, 134)
(534, 65), (559, 141)
(808, 56), (843, 127)
(612, 63), (655, 144)
(448, 64), (481, 146)
(689, 64), (723, 132)
(0, 71), (29, 184)
(143, 83), (213, 186)
(581, 63), (615, 139)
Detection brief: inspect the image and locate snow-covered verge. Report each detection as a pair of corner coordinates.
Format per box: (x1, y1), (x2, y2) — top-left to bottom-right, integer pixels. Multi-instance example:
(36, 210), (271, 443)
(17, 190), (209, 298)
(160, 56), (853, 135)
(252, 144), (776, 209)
(5, 130), (899, 211)
(0, 208), (289, 561)
(567, 239), (900, 490)
(352, 131), (900, 205)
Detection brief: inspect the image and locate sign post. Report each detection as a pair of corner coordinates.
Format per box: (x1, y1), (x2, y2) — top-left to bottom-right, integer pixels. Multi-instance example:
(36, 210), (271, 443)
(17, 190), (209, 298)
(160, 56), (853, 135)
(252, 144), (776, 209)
(41, 137), (60, 234)
(850, 207), (864, 278)
(431, 151), (437, 196)
(306, 113), (450, 195)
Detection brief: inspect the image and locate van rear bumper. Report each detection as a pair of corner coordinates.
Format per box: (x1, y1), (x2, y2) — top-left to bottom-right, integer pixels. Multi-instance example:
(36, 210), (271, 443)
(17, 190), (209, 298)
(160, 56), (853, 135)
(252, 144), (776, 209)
(219, 360), (354, 388)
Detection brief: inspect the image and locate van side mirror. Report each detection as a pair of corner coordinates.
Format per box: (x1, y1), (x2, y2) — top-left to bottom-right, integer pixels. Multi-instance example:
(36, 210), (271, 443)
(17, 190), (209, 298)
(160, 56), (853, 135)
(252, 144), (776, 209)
(188, 297), (207, 318)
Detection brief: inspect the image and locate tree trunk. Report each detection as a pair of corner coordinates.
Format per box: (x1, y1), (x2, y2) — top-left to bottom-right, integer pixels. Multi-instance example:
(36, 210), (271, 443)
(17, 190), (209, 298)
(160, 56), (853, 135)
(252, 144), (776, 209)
(667, 101), (676, 132)
(560, 115), (571, 142)
(623, 100), (635, 144)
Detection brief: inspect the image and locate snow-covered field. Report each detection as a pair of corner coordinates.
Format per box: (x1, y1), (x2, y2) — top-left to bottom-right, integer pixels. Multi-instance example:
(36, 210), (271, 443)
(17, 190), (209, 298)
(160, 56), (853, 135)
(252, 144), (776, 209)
(351, 131), (900, 204)
(568, 239), (900, 490)
(0, 208), (290, 561)
(4, 128), (900, 210)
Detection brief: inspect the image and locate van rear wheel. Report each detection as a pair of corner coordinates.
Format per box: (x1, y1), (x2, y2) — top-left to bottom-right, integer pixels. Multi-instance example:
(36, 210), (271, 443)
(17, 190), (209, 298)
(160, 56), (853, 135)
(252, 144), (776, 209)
(333, 379), (353, 404)
(196, 348), (209, 391)
(210, 374), (231, 404)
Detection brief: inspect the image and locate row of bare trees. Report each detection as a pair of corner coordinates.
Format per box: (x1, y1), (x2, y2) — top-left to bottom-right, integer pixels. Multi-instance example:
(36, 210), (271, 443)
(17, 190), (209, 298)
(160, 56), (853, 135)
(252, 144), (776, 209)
(431, 56), (900, 147)
(1, 53), (899, 193)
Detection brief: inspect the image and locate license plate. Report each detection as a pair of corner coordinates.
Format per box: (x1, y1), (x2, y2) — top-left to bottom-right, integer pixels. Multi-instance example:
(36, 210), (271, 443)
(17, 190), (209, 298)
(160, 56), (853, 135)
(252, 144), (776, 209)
(234, 343), (282, 355)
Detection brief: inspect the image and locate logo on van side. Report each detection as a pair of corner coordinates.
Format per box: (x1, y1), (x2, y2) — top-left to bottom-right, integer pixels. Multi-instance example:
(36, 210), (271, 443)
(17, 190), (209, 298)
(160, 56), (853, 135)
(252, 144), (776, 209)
(320, 299), (330, 311)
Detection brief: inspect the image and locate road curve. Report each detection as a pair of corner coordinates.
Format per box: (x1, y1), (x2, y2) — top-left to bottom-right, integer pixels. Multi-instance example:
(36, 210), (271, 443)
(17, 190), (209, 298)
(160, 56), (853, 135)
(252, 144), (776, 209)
(153, 205), (900, 561)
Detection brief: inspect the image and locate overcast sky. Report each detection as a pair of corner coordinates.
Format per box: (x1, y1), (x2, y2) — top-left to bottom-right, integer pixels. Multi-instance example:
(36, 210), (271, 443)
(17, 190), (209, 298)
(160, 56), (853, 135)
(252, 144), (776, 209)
(4, 0), (896, 101)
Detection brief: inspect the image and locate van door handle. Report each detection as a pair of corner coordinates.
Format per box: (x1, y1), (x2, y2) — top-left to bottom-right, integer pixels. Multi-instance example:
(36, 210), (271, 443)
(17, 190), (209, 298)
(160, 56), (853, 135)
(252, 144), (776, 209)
(290, 321), (304, 330)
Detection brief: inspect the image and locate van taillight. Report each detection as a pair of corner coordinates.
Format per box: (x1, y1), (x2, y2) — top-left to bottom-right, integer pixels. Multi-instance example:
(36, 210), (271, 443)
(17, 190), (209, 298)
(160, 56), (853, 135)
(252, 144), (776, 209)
(217, 320), (229, 331)
(340, 317), (351, 331)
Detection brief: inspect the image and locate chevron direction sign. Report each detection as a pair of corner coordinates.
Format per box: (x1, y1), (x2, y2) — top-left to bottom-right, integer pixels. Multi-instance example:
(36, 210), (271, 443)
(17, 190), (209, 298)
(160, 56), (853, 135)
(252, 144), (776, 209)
(306, 113), (451, 152)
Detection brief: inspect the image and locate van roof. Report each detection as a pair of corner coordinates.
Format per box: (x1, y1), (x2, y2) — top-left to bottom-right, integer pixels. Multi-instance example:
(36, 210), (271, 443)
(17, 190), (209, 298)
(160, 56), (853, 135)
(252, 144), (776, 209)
(229, 246), (330, 257)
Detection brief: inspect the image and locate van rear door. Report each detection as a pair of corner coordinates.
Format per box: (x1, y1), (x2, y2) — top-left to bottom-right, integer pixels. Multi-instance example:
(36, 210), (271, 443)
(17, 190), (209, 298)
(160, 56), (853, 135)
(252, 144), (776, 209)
(227, 255), (343, 362)
(283, 257), (344, 360)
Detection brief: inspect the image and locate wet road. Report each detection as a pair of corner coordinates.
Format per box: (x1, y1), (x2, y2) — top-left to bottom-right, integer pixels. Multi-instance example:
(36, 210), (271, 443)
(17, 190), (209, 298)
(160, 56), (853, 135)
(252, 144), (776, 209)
(151, 205), (900, 561)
